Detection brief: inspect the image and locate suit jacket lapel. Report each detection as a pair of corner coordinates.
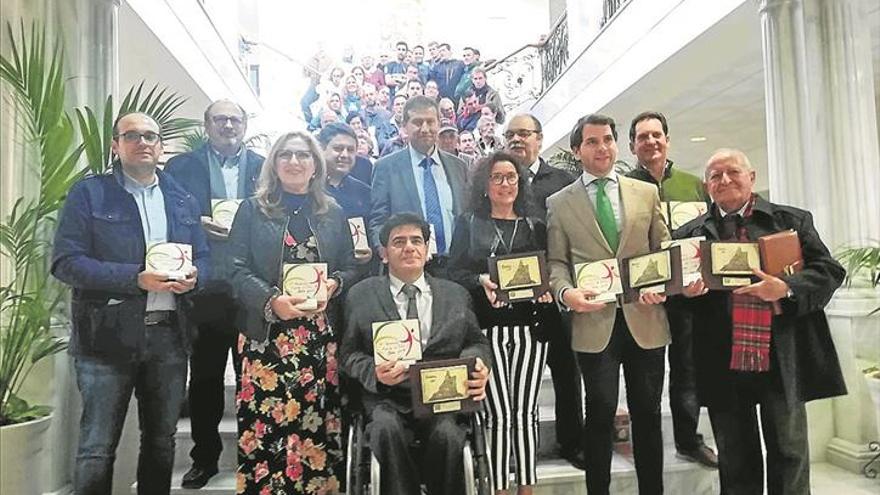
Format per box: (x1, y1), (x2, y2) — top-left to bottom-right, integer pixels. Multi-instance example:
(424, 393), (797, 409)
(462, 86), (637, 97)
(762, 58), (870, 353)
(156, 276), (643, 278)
(566, 183), (612, 253)
(438, 153), (463, 215)
(376, 276), (401, 321)
(617, 178), (637, 252)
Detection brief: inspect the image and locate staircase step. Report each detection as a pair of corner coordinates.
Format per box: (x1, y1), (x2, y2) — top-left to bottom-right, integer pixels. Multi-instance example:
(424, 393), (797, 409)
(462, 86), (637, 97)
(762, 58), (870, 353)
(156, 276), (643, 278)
(154, 445), (718, 494)
(174, 416), (238, 471)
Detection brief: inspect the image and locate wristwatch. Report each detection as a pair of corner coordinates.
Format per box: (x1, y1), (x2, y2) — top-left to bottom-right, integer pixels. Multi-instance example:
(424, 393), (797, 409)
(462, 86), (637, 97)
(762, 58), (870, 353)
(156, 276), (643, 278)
(264, 287), (281, 323)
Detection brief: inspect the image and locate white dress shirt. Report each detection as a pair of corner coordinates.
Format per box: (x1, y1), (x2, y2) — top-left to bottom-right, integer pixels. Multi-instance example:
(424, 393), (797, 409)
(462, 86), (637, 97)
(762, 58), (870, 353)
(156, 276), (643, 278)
(580, 169), (623, 232)
(408, 145), (455, 252)
(389, 273), (433, 347)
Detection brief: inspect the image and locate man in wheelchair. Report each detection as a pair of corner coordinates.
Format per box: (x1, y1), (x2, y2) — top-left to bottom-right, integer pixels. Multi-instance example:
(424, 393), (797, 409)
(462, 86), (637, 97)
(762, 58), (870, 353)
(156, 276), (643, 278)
(340, 213), (492, 495)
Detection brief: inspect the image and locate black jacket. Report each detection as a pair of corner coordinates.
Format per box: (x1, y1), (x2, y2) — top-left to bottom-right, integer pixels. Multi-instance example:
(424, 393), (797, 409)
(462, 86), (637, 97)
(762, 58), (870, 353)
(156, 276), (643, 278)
(228, 198), (358, 341)
(530, 158), (576, 220)
(673, 196), (847, 408)
(448, 213), (555, 341)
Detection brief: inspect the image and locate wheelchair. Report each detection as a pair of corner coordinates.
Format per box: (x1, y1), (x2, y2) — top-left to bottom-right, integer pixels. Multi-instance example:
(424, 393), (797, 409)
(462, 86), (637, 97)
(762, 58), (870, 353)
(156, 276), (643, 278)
(344, 406), (491, 494)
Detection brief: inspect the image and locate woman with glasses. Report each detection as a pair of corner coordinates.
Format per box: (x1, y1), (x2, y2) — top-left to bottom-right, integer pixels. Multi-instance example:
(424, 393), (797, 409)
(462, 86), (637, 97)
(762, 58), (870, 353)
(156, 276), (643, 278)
(448, 151), (553, 495)
(228, 131), (357, 494)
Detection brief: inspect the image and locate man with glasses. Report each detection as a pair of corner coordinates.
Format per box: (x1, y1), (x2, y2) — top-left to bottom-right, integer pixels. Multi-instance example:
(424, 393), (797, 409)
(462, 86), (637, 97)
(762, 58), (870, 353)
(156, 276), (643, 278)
(52, 112), (209, 494)
(164, 100), (264, 489)
(504, 114), (585, 470)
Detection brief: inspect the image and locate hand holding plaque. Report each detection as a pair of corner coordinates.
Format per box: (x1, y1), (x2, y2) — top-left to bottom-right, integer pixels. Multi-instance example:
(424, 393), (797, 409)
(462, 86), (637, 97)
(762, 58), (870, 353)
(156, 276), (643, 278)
(145, 242), (193, 280)
(620, 248), (684, 303)
(282, 263), (328, 310)
(372, 319), (422, 367)
(573, 258), (622, 303)
(410, 357), (481, 418)
(487, 250), (550, 304)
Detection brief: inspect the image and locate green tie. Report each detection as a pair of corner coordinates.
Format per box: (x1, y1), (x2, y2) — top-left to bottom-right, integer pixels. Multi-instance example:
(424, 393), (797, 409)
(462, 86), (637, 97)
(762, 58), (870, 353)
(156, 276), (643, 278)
(594, 178), (619, 252)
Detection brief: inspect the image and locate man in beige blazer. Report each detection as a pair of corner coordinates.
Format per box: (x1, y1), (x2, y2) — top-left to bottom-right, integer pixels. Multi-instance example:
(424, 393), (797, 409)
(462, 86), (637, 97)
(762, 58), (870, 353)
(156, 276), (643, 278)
(547, 114), (670, 495)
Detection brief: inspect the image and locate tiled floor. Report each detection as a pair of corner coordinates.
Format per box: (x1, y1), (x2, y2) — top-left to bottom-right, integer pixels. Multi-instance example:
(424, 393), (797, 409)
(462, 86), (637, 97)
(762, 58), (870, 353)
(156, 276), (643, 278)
(811, 462), (879, 494)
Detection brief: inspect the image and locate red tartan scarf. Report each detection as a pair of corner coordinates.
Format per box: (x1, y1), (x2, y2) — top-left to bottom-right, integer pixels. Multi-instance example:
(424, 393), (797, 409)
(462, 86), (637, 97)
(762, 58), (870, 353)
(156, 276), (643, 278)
(720, 195), (774, 372)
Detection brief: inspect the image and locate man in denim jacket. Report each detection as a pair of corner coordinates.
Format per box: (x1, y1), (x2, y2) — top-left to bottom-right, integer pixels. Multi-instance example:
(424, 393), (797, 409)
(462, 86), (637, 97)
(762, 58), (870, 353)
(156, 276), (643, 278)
(52, 112), (209, 495)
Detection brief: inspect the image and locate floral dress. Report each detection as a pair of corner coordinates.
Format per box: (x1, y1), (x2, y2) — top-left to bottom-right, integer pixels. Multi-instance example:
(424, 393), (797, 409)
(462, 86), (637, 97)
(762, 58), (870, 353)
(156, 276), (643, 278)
(236, 206), (342, 495)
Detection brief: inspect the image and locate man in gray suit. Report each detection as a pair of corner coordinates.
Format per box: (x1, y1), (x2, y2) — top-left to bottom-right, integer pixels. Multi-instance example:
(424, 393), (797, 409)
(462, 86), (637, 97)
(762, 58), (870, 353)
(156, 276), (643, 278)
(368, 96), (468, 271)
(340, 213), (492, 495)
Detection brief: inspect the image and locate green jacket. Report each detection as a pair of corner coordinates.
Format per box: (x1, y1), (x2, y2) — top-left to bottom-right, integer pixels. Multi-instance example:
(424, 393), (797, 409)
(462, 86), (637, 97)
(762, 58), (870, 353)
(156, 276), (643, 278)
(627, 160), (707, 202)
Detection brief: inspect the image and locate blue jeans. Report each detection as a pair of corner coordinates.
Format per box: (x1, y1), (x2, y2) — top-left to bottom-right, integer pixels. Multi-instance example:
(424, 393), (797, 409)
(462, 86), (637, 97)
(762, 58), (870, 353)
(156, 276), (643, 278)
(74, 325), (187, 495)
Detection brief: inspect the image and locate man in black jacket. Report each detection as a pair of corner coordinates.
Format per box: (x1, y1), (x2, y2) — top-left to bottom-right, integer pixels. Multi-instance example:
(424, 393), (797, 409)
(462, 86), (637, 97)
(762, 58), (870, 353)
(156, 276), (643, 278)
(505, 113), (585, 469)
(164, 100), (264, 489)
(675, 148), (846, 494)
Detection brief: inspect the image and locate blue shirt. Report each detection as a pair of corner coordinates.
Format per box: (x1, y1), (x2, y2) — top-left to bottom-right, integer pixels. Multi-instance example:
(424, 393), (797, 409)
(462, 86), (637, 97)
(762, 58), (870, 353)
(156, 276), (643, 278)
(207, 145), (245, 200)
(121, 171), (175, 311)
(327, 174), (371, 219)
(408, 146), (455, 252)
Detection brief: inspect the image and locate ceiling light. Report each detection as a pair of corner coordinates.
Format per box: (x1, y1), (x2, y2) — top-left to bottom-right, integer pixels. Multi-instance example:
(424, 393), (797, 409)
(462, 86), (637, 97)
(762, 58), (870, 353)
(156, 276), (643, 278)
(689, 136), (707, 142)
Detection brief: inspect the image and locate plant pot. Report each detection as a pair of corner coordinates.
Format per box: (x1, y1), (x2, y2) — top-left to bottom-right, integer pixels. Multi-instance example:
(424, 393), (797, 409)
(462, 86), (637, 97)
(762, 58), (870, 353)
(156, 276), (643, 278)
(0, 414), (52, 495)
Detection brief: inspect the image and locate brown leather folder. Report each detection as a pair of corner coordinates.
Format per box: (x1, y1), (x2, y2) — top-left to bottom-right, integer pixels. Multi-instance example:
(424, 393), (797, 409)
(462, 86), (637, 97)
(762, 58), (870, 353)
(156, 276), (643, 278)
(759, 230), (803, 277)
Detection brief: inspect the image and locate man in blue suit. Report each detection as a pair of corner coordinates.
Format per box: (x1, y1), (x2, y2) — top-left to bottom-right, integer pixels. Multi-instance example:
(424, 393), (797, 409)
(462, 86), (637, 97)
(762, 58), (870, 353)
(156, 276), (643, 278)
(164, 100), (263, 488)
(368, 95), (467, 274)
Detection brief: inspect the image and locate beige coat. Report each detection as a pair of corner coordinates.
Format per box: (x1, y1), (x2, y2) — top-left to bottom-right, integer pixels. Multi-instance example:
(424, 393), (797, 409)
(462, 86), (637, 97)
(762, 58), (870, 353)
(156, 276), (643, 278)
(547, 175), (671, 353)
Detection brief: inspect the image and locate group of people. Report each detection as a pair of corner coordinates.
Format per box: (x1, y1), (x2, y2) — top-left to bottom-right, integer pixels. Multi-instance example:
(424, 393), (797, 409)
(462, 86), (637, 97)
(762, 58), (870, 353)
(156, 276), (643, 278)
(301, 41), (505, 165)
(52, 92), (847, 495)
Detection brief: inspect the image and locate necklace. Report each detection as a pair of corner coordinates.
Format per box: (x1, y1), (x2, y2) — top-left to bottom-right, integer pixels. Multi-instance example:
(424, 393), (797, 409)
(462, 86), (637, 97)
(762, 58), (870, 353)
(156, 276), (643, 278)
(491, 218), (520, 256)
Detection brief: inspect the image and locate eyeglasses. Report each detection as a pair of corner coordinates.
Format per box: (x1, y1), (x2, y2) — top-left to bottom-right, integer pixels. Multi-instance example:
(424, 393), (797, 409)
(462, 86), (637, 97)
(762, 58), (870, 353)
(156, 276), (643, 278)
(503, 129), (539, 140)
(115, 131), (161, 144)
(277, 150), (313, 162)
(489, 173), (519, 186)
(211, 115), (244, 127)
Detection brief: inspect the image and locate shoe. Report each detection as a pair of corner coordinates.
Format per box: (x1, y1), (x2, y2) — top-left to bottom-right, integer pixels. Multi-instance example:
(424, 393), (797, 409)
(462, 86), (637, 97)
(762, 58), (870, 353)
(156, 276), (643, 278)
(559, 447), (586, 471)
(181, 465), (219, 489)
(676, 445), (719, 468)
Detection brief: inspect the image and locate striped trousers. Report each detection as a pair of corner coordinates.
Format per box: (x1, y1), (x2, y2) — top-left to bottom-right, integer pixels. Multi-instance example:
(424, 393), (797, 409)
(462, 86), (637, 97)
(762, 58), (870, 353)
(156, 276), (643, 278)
(482, 325), (549, 491)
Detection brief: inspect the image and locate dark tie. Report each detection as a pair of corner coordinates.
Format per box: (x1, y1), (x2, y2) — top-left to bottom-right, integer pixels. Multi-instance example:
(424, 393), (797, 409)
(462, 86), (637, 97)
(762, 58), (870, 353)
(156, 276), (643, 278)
(528, 169), (536, 184)
(593, 178), (619, 252)
(419, 157), (446, 254)
(719, 214), (741, 240)
(400, 283), (420, 320)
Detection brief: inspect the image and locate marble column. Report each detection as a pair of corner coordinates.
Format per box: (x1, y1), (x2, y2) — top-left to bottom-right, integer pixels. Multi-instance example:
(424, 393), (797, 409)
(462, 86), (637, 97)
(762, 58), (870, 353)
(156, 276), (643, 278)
(757, 0), (880, 473)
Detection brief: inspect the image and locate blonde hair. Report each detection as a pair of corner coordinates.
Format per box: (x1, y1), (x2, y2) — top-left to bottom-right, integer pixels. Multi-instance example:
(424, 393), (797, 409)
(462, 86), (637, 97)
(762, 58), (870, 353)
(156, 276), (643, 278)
(255, 131), (334, 218)
(704, 148), (753, 180)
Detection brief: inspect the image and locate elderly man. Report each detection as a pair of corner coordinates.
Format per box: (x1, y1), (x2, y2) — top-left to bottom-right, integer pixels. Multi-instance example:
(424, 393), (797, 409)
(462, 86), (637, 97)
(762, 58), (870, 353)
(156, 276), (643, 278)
(675, 148), (846, 495)
(369, 96), (468, 271)
(624, 111), (718, 468)
(52, 112), (209, 494)
(547, 114), (670, 494)
(437, 124), (459, 156)
(340, 213), (491, 495)
(504, 113), (584, 469)
(164, 100), (264, 488)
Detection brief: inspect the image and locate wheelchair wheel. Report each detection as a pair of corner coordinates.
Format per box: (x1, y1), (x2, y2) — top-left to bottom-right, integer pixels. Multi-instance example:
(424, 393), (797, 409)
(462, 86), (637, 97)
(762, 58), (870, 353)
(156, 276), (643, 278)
(370, 454), (381, 495)
(346, 415), (370, 495)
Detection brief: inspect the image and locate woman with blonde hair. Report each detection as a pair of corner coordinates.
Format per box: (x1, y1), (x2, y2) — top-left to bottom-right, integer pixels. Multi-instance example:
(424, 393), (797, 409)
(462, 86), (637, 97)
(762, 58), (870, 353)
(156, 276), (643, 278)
(229, 131), (358, 494)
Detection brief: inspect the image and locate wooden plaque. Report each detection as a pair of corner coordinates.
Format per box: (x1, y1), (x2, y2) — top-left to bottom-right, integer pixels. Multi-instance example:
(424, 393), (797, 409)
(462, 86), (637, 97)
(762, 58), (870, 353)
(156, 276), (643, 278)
(409, 357), (480, 418)
(620, 246), (684, 303)
(700, 241), (761, 290)
(487, 250), (551, 304)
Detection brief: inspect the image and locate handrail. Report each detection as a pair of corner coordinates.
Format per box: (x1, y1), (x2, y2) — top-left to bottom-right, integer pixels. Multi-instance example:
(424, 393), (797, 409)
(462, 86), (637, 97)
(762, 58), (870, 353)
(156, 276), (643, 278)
(484, 11), (568, 73)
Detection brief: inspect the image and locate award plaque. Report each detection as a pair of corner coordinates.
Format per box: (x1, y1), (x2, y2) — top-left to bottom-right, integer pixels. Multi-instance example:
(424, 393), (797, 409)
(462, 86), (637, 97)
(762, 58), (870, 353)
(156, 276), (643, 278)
(661, 236), (706, 285)
(210, 199), (243, 230)
(409, 357), (479, 418)
(348, 216), (370, 253)
(487, 250), (550, 303)
(145, 242), (193, 280)
(668, 201), (709, 230)
(372, 319), (422, 366)
(573, 258), (623, 303)
(620, 247), (683, 303)
(701, 241), (761, 290)
(282, 263), (328, 310)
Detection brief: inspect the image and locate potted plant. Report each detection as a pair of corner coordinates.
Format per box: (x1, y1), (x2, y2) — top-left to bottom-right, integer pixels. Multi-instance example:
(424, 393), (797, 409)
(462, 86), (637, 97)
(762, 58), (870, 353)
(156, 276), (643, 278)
(0, 21), (199, 494)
